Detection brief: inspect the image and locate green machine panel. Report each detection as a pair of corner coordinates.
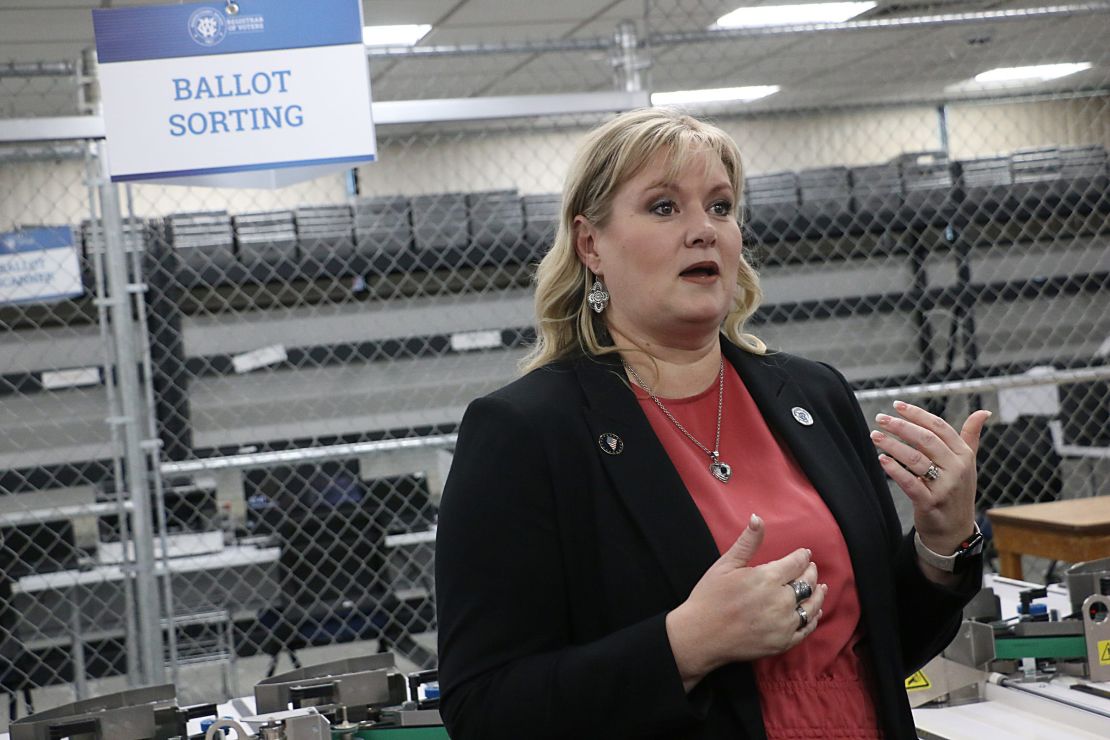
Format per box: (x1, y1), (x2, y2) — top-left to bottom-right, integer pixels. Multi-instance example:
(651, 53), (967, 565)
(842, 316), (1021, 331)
(348, 729), (449, 739)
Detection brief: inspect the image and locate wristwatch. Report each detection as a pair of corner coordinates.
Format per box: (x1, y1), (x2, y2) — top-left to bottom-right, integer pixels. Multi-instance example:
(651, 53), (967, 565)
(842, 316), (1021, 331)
(914, 523), (984, 573)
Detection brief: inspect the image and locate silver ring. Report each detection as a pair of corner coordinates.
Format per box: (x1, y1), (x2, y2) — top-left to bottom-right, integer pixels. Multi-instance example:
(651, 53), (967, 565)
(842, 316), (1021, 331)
(922, 463), (941, 481)
(789, 580), (813, 604)
(796, 605), (809, 630)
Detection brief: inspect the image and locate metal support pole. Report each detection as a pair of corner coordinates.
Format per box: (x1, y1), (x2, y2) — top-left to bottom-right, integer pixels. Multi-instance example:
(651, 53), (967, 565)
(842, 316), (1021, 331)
(84, 142), (141, 686)
(0, 60), (75, 77)
(123, 183), (179, 686)
(855, 365), (1110, 402)
(936, 104), (950, 155)
(69, 594), (88, 700)
(613, 21), (644, 93)
(95, 143), (165, 685)
(78, 47), (99, 116)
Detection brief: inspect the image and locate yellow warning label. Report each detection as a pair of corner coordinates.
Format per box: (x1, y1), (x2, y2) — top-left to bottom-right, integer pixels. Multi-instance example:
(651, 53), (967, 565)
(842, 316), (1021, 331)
(1099, 640), (1110, 666)
(905, 671), (932, 691)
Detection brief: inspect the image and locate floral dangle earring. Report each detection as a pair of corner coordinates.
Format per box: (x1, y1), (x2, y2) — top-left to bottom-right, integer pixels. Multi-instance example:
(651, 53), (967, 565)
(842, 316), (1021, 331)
(587, 276), (609, 314)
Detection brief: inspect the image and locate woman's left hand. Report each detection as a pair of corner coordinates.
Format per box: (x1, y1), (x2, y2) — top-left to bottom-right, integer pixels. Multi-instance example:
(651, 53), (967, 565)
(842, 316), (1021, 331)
(870, 401), (992, 560)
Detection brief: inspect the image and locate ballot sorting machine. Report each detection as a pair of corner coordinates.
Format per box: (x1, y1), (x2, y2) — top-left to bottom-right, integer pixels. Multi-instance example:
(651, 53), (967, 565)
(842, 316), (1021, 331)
(9, 654), (446, 740)
(11, 559), (1110, 740)
(911, 557), (1110, 737)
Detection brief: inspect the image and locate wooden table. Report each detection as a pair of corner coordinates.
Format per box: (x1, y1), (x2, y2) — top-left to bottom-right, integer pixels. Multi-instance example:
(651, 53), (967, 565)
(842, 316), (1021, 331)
(986, 497), (1110, 579)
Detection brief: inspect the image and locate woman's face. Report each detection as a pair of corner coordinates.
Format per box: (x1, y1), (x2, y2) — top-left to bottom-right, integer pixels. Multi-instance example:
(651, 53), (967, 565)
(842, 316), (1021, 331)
(575, 147), (743, 348)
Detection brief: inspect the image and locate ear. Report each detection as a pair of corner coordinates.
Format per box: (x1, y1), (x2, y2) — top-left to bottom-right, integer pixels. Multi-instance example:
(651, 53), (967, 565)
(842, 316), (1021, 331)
(573, 215), (602, 275)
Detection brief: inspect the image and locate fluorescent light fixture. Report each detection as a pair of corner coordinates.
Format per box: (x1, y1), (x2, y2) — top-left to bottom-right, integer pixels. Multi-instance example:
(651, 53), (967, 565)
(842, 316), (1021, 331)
(715, 2), (876, 28)
(651, 86), (781, 106)
(974, 63), (1092, 83)
(947, 61), (1094, 93)
(362, 24), (431, 47)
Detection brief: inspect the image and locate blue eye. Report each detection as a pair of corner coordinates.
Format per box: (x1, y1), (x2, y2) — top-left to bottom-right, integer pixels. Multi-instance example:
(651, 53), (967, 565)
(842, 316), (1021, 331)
(710, 200), (733, 216)
(650, 200), (675, 216)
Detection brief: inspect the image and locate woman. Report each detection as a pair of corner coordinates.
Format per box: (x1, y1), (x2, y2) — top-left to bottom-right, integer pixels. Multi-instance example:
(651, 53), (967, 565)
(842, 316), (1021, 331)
(435, 108), (988, 739)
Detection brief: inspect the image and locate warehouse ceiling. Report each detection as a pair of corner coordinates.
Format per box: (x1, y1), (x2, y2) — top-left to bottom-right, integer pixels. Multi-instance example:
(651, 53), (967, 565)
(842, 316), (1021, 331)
(0, 0), (1107, 116)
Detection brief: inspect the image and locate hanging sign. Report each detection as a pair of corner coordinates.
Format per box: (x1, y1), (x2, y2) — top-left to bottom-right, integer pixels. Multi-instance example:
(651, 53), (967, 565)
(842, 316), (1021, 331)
(0, 227), (83, 305)
(91, 0), (376, 188)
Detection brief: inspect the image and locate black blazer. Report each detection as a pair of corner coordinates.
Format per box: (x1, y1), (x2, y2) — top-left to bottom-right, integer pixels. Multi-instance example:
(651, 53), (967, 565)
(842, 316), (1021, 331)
(436, 340), (980, 739)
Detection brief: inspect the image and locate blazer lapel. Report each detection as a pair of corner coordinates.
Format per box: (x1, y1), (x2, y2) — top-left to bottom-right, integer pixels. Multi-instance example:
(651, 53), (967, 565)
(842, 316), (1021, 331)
(724, 343), (883, 574)
(573, 354), (721, 601)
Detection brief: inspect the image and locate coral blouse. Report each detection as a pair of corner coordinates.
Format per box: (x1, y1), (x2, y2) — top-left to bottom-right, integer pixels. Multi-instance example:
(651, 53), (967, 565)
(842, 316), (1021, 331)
(635, 361), (883, 739)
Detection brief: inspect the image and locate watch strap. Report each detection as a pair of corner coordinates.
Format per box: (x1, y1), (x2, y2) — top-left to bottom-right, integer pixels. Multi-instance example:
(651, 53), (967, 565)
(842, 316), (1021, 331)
(914, 522), (983, 573)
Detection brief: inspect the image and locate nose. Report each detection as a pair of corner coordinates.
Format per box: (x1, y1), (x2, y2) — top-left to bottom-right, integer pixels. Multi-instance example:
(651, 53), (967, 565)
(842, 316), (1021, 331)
(684, 211), (717, 248)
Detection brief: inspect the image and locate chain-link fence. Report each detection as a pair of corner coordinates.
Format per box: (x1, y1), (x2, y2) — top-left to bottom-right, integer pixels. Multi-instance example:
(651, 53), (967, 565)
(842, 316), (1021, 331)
(1, 0), (1108, 725)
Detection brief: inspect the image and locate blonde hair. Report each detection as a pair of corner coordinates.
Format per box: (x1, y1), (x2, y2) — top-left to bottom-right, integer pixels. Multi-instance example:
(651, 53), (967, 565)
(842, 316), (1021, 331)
(520, 107), (765, 374)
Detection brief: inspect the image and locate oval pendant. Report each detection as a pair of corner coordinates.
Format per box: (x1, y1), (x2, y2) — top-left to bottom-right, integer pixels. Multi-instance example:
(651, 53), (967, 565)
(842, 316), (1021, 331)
(710, 460), (732, 483)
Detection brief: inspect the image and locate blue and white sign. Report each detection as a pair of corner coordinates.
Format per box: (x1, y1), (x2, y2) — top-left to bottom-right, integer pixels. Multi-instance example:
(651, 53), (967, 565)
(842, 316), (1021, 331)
(0, 227), (84, 305)
(92, 0), (376, 187)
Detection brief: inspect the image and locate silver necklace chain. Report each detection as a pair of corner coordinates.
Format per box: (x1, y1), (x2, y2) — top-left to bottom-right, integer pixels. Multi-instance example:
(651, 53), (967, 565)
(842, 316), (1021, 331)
(625, 359), (732, 483)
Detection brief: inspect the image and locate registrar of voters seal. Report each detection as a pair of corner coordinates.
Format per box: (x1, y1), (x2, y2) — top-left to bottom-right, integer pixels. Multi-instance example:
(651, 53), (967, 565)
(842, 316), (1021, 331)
(189, 7), (227, 47)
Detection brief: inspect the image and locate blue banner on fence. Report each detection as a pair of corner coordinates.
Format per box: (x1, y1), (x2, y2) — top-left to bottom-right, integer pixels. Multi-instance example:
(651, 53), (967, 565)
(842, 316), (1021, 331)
(0, 227), (84, 305)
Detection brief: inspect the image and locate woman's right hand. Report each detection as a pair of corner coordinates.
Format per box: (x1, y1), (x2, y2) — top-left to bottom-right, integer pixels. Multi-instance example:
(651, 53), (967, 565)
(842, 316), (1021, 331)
(665, 514), (825, 691)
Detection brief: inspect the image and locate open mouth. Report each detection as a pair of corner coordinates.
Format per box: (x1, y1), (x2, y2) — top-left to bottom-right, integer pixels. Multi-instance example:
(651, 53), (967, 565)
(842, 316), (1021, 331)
(680, 262), (720, 278)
